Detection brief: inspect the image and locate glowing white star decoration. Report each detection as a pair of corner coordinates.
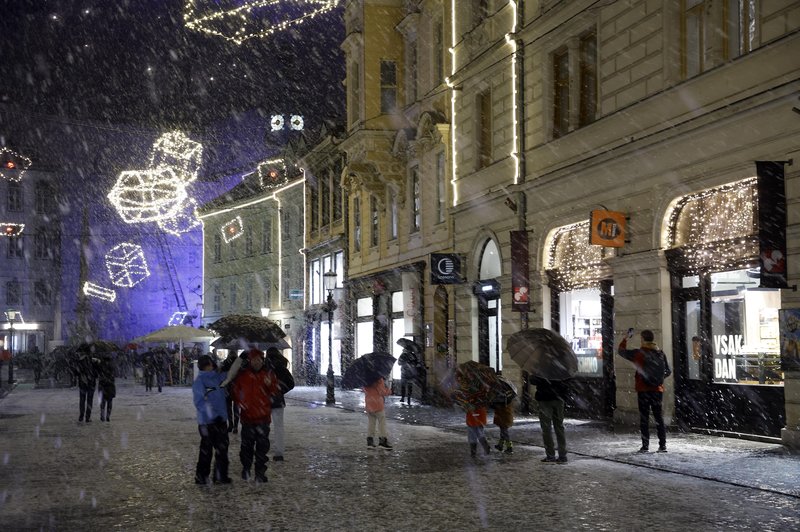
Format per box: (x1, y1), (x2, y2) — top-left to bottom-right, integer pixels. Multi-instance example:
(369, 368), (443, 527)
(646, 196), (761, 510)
(289, 115), (304, 130)
(184, 0), (340, 45)
(257, 158), (288, 189)
(221, 216), (244, 243)
(105, 243), (150, 288)
(108, 168), (188, 224)
(0, 147), (32, 181)
(149, 131), (203, 183)
(83, 282), (117, 302)
(271, 115), (285, 131)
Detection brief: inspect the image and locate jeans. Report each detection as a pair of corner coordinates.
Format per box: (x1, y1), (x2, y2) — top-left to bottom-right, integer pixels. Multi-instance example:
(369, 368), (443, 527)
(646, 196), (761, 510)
(399, 379), (413, 401)
(638, 391), (666, 448)
(79, 385), (95, 421)
(100, 396), (113, 420)
(367, 411), (387, 439)
(196, 419), (230, 482)
(538, 398), (566, 458)
(226, 397), (240, 431)
(240, 422), (271, 477)
(466, 425), (487, 445)
(272, 407), (285, 457)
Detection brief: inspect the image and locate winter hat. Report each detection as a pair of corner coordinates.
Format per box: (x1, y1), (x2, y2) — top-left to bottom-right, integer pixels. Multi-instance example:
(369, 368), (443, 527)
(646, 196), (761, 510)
(197, 355), (214, 370)
(247, 348), (265, 361)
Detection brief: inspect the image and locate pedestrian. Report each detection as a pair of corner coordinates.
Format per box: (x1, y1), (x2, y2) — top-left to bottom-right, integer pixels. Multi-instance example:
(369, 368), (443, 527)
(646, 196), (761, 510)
(267, 347), (295, 462)
(155, 350), (167, 392)
(398, 345), (419, 405)
(32, 348), (43, 386)
(97, 353), (116, 422)
(219, 352), (241, 434)
(143, 351), (155, 392)
(492, 398), (514, 454)
(363, 376), (393, 450)
(466, 405), (491, 457)
(530, 375), (570, 463)
(192, 354), (231, 485)
(231, 348), (279, 483)
(76, 349), (98, 423)
(618, 328), (671, 453)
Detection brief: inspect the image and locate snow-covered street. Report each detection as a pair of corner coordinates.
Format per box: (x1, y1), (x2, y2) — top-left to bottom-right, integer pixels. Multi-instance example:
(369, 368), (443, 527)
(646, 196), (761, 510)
(1, 381), (798, 531)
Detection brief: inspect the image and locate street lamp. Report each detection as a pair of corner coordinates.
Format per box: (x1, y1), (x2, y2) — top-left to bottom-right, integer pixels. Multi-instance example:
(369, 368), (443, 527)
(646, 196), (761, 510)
(323, 270), (337, 405)
(4, 310), (17, 385)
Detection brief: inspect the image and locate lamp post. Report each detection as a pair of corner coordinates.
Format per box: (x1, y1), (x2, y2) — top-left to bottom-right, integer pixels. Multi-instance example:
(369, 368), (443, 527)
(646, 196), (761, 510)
(323, 270), (337, 405)
(5, 310), (17, 385)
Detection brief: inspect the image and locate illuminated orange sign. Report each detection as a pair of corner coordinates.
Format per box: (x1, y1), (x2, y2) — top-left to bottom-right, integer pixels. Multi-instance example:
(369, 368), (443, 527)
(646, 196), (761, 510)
(590, 210), (626, 247)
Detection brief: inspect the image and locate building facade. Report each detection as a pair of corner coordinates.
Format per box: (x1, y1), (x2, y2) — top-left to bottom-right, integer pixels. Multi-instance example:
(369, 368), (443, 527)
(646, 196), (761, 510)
(326, 0), (800, 445)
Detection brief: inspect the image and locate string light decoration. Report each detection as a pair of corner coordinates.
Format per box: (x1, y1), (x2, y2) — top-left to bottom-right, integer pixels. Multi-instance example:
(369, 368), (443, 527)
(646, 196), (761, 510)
(665, 177), (758, 273)
(546, 221), (609, 291)
(148, 131), (204, 183)
(108, 168), (188, 224)
(158, 198), (202, 236)
(221, 216), (244, 243)
(271, 115), (285, 131)
(83, 282), (117, 302)
(1, 223), (25, 237)
(184, 0), (340, 45)
(0, 147), (32, 181)
(289, 115), (304, 130)
(104, 243), (150, 288)
(168, 311), (188, 326)
(257, 158), (288, 189)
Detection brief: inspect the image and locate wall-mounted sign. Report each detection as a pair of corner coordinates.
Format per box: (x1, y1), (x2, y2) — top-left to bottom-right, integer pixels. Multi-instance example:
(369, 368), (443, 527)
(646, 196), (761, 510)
(756, 161), (788, 289)
(288, 289), (304, 300)
(589, 209), (626, 248)
(779, 308), (800, 372)
(430, 253), (465, 285)
(510, 230), (529, 312)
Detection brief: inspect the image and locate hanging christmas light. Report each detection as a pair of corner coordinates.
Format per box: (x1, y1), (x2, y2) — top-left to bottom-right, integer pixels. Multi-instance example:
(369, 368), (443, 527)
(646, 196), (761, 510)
(158, 198), (202, 236)
(184, 0), (340, 45)
(271, 115), (285, 131)
(1, 223), (24, 237)
(257, 158), (288, 189)
(0, 147), (32, 181)
(83, 282), (117, 302)
(547, 221), (608, 291)
(289, 115), (304, 131)
(104, 243), (150, 288)
(148, 131), (204, 183)
(108, 168), (188, 224)
(168, 311), (188, 326)
(221, 216), (244, 243)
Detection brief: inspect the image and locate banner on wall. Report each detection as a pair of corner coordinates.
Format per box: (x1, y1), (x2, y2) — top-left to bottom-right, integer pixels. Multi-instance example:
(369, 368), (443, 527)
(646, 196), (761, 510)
(402, 271), (421, 336)
(510, 230), (530, 312)
(756, 161), (788, 289)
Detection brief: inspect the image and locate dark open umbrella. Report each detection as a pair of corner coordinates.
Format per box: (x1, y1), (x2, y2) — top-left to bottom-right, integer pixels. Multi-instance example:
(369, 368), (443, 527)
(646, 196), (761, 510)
(507, 328), (578, 381)
(450, 361), (500, 410)
(209, 314), (286, 344)
(396, 337), (421, 353)
(211, 336), (290, 352)
(75, 340), (120, 356)
(341, 352), (396, 389)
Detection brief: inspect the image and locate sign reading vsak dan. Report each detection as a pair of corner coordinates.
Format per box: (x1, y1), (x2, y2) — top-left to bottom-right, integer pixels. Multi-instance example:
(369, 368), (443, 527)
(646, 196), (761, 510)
(589, 209), (626, 248)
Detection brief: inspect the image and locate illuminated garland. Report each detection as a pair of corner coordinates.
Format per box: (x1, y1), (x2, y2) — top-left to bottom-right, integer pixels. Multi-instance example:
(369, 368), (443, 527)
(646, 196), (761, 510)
(1, 223), (24, 237)
(108, 168), (188, 224)
(158, 198), (202, 236)
(105, 243), (150, 288)
(184, 0), (340, 45)
(547, 221), (607, 291)
(83, 282), (117, 302)
(257, 158), (288, 189)
(0, 147), (32, 181)
(149, 131), (203, 183)
(221, 216), (244, 243)
(168, 311), (188, 326)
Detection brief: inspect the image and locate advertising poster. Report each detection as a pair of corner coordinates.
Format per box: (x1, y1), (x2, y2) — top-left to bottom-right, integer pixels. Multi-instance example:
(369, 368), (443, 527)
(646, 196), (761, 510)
(779, 308), (800, 371)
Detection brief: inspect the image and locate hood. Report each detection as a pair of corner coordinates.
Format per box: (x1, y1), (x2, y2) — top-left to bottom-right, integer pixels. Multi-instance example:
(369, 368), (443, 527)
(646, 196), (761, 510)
(197, 370), (222, 387)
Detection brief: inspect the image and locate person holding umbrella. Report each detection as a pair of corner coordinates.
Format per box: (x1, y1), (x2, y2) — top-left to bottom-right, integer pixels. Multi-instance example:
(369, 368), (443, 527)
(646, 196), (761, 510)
(530, 375), (570, 463)
(397, 339), (420, 405)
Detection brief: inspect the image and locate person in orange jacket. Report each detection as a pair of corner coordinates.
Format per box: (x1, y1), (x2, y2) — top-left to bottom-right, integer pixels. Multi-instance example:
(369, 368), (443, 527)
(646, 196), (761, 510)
(466, 406), (491, 457)
(231, 349), (279, 483)
(363, 377), (393, 450)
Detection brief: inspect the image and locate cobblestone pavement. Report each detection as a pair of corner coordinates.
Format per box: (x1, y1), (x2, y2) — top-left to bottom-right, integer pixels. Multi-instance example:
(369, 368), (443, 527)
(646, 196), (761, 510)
(1, 381), (798, 531)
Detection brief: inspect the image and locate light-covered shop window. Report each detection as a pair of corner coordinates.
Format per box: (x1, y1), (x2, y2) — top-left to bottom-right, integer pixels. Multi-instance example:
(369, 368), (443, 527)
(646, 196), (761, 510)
(356, 296), (374, 358)
(710, 269), (782, 385)
(559, 288), (603, 378)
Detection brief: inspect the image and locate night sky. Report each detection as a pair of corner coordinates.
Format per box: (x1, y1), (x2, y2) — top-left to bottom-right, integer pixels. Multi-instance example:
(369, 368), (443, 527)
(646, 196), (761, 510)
(1, 0), (346, 130)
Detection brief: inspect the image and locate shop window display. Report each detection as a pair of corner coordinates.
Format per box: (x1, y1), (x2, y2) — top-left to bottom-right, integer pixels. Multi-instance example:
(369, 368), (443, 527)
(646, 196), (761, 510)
(559, 288), (603, 378)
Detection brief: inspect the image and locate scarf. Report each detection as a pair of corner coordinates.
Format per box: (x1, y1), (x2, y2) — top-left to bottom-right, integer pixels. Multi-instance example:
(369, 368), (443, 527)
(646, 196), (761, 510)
(641, 341), (660, 351)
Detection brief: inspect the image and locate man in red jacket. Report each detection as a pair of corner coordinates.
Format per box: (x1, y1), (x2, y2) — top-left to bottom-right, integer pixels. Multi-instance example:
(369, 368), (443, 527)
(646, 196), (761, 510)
(231, 348), (279, 483)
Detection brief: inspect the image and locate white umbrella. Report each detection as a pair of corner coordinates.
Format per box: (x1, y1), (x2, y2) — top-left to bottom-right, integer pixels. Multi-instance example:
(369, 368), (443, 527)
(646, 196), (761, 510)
(134, 326), (216, 384)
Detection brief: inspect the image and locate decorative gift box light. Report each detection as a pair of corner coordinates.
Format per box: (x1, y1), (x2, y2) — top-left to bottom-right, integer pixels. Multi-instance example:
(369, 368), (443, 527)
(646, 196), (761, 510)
(83, 282), (117, 302)
(158, 198), (202, 236)
(221, 216), (244, 243)
(148, 131), (203, 183)
(0, 147), (32, 181)
(108, 167), (188, 224)
(257, 158), (288, 189)
(105, 243), (150, 288)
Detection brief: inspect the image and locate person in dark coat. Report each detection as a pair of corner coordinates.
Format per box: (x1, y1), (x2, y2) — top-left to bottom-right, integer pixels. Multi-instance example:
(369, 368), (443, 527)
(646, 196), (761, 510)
(531, 375), (570, 463)
(219, 351), (241, 434)
(76, 351), (98, 423)
(398, 348), (419, 405)
(267, 347), (295, 461)
(97, 354), (116, 422)
(193, 354), (230, 485)
(143, 351), (155, 392)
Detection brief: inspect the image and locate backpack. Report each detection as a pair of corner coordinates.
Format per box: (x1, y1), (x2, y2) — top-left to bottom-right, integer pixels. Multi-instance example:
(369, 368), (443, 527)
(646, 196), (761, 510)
(640, 350), (671, 387)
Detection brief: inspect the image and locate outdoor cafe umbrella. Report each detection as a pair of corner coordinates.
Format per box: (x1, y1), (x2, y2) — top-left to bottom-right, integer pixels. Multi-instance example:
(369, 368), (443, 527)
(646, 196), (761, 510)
(507, 328), (578, 381)
(341, 352), (396, 389)
(135, 325), (215, 384)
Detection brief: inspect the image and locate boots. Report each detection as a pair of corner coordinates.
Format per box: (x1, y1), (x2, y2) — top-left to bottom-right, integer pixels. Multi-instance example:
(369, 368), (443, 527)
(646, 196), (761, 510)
(480, 438), (491, 455)
(378, 437), (393, 450)
(367, 437), (376, 449)
(504, 441), (513, 454)
(470, 443), (478, 457)
(495, 439), (505, 451)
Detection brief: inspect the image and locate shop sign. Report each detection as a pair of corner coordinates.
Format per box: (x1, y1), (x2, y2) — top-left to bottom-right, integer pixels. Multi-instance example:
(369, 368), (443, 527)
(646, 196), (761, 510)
(589, 209), (626, 248)
(779, 308), (800, 372)
(288, 289), (304, 300)
(756, 161), (788, 288)
(713, 334), (742, 381)
(510, 230), (530, 312)
(430, 253), (465, 285)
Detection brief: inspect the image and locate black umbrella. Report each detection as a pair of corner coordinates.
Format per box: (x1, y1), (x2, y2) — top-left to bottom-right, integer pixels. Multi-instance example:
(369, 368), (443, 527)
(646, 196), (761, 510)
(396, 337), (421, 353)
(75, 340), (120, 356)
(209, 314), (286, 343)
(507, 328), (578, 381)
(341, 352), (396, 389)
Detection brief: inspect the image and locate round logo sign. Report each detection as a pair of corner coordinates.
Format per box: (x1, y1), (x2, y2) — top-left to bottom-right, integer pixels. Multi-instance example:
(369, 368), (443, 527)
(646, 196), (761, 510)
(595, 218), (621, 240)
(437, 257), (455, 275)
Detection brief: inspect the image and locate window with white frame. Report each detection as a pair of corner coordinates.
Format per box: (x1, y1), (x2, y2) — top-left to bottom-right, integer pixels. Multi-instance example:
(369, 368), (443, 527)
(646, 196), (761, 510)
(310, 259), (321, 305)
(391, 291), (405, 379)
(389, 188), (398, 241)
(410, 167), (420, 233)
(7, 236), (23, 259)
(261, 218), (272, 254)
(356, 296), (374, 358)
(8, 182), (22, 212)
(380, 60), (397, 114)
(353, 197), (361, 252)
(551, 30), (597, 138)
(34, 182), (54, 214)
(436, 151), (446, 224)
(370, 195), (379, 247)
